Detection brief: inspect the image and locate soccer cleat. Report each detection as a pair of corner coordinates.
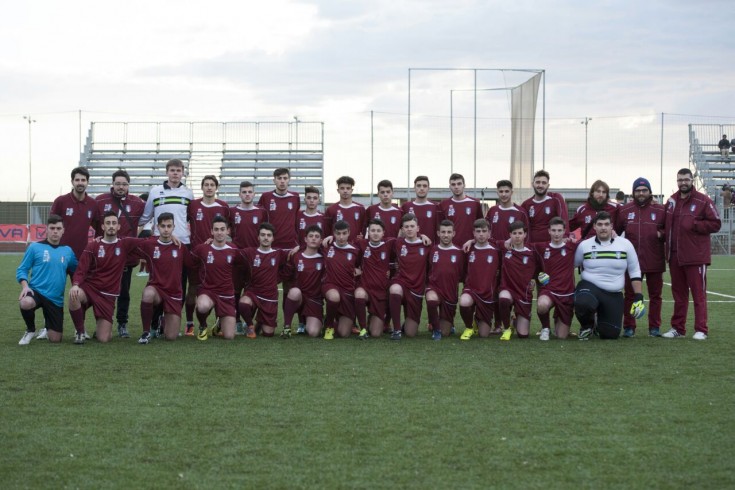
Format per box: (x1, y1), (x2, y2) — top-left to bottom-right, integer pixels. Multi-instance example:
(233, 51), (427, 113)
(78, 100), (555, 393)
(197, 325), (209, 341)
(324, 327), (335, 340)
(36, 328), (48, 340)
(661, 329), (684, 338)
(136, 271), (149, 277)
(138, 332), (151, 344)
(623, 328), (635, 338)
(83, 331), (92, 340)
(19, 331), (37, 345)
(281, 327), (292, 339)
(117, 323), (130, 338)
(539, 328), (550, 341)
(692, 331), (707, 341)
(212, 319), (222, 337)
(450, 326), (456, 336)
(500, 328), (512, 341)
(358, 328), (369, 340)
(74, 332), (85, 345)
(185, 323), (195, 336)
(649, 328), (661, 337)
(235, 322), (244, 335)
(245, 326), (257, 339)
(578, 328), (593, 340)
(460, 328), (476, 341)
(390, 330), (402, 341)
(432, 329), (442, 341)
(296, 323), (306, 335)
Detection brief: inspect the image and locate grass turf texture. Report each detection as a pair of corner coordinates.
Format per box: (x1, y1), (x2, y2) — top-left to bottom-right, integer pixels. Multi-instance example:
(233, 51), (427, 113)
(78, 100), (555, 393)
(1, 254), (734, 489)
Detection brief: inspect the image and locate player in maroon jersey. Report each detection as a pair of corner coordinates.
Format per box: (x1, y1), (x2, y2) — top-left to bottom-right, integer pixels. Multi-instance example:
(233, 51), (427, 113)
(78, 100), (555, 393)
(531, 217), (578, 340)
(325, 176), (366, 244)
(401, 175), (440, 241)
(322, 221), (361, 339)
(135, 213), (193, 343)
(282, 225), (325, 338)
(426, 220), (464, 340)
(389, 213), (430, 340)
(354, 219), (394, 338)
(50, 166), (99, 260)
(258, 168), (300, 249)
(297, 186), (328, 246)
(440, 173), (484, 246)
(459, 219), (501, 339)
(570, 180), (620, 240)
(68, 212), (143, 344)
(191, 216), (241, 340)
(486, 180), (529, 242)
(498, 221), (538, 341)
(366, 180), (402, 239)
(521, 170), (569, 243)
(239, 223), (292, 338)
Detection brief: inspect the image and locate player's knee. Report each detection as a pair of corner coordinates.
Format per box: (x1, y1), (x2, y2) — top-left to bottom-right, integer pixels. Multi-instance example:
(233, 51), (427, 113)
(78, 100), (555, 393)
(574, 294), (595, 316)
(597, 322), (621, 339)
(287, 288), (302, 301)
(389, 284), (403, 295)
(325, 289), (340, 302)
(498, 291), (512, 302)
(459, 294), (473, 308)
(19, 297), (36, 310)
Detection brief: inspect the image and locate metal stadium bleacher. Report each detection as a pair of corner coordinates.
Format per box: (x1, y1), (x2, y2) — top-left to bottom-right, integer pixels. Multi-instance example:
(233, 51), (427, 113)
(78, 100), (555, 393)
(79, 121), (324, 202)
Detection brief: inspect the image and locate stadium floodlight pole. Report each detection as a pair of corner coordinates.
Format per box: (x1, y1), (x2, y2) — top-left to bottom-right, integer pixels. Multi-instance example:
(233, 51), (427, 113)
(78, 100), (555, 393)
(542, 70), (546, 171)
(23, 115), (36, 237)
(474, 69), (477, 197)
(407, 69), (412, 200)
(370, 110), (374, 205)
(581, 117), (592, 187)
(450, 90), (454, 174)
(660, 112), (664, 199)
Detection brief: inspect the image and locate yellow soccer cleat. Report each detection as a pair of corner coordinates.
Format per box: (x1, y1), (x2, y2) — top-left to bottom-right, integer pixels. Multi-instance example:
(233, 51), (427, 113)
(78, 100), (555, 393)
(460, 327), (477, 341)
(324, 327), (335, 340)
(500, 328), (512, 341)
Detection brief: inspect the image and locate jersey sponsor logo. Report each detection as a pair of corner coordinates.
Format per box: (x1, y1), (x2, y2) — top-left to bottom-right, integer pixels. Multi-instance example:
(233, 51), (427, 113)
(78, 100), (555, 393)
(364, 248), (372, 258)
(544, 249), (551, 259)
(400, 245), (408, 257)
(98, 246), (105, 258)
(529, 207), (535, 217)
(628, 212), (635, 220)
(207, 251), (215, 263)
(328, 247), (335, 258)
(235, 213), (241, 224)
(269, 199), (276, 211)
(492, 212), (499, 223)
(196, 209), (203, 221)
(153, 247), (161, 259)
(298, 260), (304, 272)
(469, 252), (475, 262)
(432, 251), (439, 263)
(448, 205), (455, 217)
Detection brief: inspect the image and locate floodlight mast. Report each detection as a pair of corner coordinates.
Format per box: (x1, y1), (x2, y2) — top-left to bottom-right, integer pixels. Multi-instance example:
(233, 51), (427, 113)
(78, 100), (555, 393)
(23, 115), (36, 241)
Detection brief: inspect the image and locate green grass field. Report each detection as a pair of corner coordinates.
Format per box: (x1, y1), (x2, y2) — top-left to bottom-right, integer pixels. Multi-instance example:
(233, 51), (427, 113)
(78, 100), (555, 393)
(1, 254), (734, 489)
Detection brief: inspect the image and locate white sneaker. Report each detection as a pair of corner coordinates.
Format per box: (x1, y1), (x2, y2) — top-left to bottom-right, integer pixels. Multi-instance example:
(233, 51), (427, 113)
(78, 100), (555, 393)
(539, 328), (550, 341)
(19, 331), (37, 345)
(36, 328), (48, 340)
(136, 271), (149, 277)
(692, 331), (707, 341)
(83, 331), (92, 340)
(661, 329), (684, 338)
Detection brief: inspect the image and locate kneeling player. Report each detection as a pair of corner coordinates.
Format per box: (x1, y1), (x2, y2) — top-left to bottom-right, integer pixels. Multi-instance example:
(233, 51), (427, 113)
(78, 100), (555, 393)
(459, 219), (500, 339)
(355, 219), (394, 338)
(282, 225), (325, 338)
(497, 220), (537, 340)
(322, 221), (360, 339)
(426, 220), (464, 340)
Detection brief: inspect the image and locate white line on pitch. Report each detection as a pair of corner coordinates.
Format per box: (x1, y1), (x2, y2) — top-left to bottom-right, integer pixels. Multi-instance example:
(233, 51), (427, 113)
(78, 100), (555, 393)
(663, 282), (735, 299)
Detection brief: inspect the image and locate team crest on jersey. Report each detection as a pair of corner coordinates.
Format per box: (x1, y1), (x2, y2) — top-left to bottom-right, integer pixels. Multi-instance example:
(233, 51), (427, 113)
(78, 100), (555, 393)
(328, 247), (335, 258)
(298, 260), (304, 271)
(347, 253), (353, 261)
(400, 245), (408, 257)
(544, 249), (551, 259)
(269, 200), (276, 211)
(354, 212), (360, 221)
(448, 205), (455, 216)
(487, 255), (493, 263)
(545, 206), (551, 215)
(104, 204), (112, 212)
(87, 210), (92, 219)
(288, 202), (293, 210)
(299, 218), (305, 229)
(509, 216), (515, 224)
(66, 208), (73, 216)
(492, 213), (499, 223)
(391, 216), (397, 224)
(409, 207), (415, 215)
(316, 263), (322, 271)
(529, 207), (535, 217)
(451, 254), (457, 263)
(234, 214), (241, 224)
(337, 210), (343, 221)
(126, 205), (131, 213)
(505, 251), (512, 259)
(419, 248), (425, 256)
(650, 213), (656, 220)
(522, 256), (528, 264)
(469, 252), (475, 262)
(180, 198), (186, 205)
(364, 249), (371, 258)
(115, 247), (121, 256)
(591, 251), (597, 259)
(585, 215), (592, 224)
(153, 247), (161, 259)
(196, 209), (203, 221)
(690, 204), (696, 212)
(465, 207), (471, 215)
(207, 251), (214, 263)
(172, 249), (178, 258)
(271, 257), (276, 266)
(561, 249), (567, 256)
(253, 256), (261, 267)
(227, 255), (232, 264)
(628, 212), (635, 220)
(426, 210), (432, 218)
(616, 252), (621, 259)
(380, 252), (386, 260)
(433, 251), (439, 263)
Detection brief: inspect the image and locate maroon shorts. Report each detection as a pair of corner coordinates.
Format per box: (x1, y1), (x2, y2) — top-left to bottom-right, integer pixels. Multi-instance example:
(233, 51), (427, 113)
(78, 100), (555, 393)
(232, 267), (250, 295)
(300, 296), (324, 320)
(364, 287), (388, 319)
(426, 287), (458, 322)
(188, 264), (202, 288)
(401, 289), (424, 322)
(244, 291), (278, 327)
(322, 284), (356, 321)
(503, 290), (532, 320)
(149, 286), (183, 315)
(81, 284), (116, 323)
(539, 291), (574, 326)
(462, 289), (495, 324)
(198, 289), (236, 319)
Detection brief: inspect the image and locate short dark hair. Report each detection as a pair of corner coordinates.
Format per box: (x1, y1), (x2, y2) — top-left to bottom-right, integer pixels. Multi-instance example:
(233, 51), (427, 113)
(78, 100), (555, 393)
(377, 179), (393, 190)
(201, 175), (219, 188)
(368, 218), (385, 230)
(593, 211), (612, 224)
(549, 216), (565, 228)
(47, 214), (63, 226)
(304, 186), (320, 195)
(239, 181), (254, 189)
(401, 213), (417, 225)
(102, 210), (118, 221)
(449, 173), (465, 184)
(166, 159), (185, 171)
(414, 175), (429, 185)
(677, 168), (693, 178)
(71, 166), (90, 181)
(259, 222), (276, 235)
(496, 179), (513, 189)
(139, 192), (149, 201)
(473, 218), (489, 230)
(112, 169), (130, 182)
(333, 220), (350, 232)
(439, 219), (454, 228)
(305, 225), (323, 237)
(533, 170), (550, 181)
(157, 212), (174, 224)
(337, 176), (355, 187)
(273, 168), (290, 178)
(509, 220), (527, 232)
(212, 216), (228, 227)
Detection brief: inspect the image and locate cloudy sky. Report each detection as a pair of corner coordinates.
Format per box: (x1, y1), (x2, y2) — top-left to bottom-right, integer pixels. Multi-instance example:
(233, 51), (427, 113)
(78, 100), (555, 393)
(1, 0), (732, 203)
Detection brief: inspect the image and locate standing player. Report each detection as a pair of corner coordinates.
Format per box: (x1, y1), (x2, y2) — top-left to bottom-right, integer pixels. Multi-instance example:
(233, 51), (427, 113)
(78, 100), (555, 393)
(95, 169), (146, 338)
(616, 177), (666, 337)
(258, 168), (300, 249)
(662, 168), (721, 340)
(238, 223), (291, 338)
(191, 216), (241, 341)
(497, 221), (537, 340)
(297, 186), (328, 246)
(366, 180), (402, 239)
(401, 176), (440, 241)
(135, 213), (192, 343)
(325, 176), (366, 244)
(521, 170), (569, 243)
(282, 225), (325, 338)
(68, 212), (143, 344)
(486, 180), (529, 241)
(459, 219), (501, 339)
(388, 214), (430, 340)
(570, 180), (620, 240)
(354, 219), (394, 338)
(50, 166), (99, 261)
(322, 221), (360, 339)
(16, 215), (78, 344)
(425, 220), (464, 340)
(532, 217), (578, 340)
(439, 173), (484, 246)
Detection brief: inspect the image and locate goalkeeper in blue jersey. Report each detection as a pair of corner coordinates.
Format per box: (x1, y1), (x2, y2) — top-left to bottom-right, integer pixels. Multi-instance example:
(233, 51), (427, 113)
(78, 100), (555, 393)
(573, 211), (646, 340)
(16, 214), (78, 345)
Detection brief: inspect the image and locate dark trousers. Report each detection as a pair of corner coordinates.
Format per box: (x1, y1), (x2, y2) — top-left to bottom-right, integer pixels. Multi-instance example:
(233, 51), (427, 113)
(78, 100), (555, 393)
(115, 266), (134, 324)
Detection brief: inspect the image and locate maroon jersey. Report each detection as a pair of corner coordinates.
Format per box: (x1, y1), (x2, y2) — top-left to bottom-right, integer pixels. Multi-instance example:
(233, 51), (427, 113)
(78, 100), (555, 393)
(616, 200), (666, 273)
(230, 205), (267, 248)
(393, 238), (430, 293)
(241, 247), (288, 300)
(500, 247), (537, 300)
(297, 210), (328, 247)
(134, 238), (192, 299)
(366, 204), (402, 239)
(427, 244), (464, 303)
(439, 197), (484, 246)
(73, 237), (142, 295)
(95, 192), (146, 266)
(191, 243), (240, 296)
(287, 250), (324, 299)
(51, 192), (99, 259)
(357, 239), (394, 292)
(188, 199), (231, 247)
(463, 243), (501, 299)
(323, 242), (360, 292)
(258, 190), (300, 249)
(401, 200), (440, 239)
(570, 200), (620, 239)
(532, 241), (578, 296)
(486, 204), (530, 242)
(326, 203), (366, 244)
(521, 192), (569, 243)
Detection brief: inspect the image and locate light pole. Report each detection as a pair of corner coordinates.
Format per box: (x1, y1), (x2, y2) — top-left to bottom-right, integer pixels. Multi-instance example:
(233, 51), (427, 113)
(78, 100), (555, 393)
(23, 115), (36, 234)
(581, 117), (591, 188)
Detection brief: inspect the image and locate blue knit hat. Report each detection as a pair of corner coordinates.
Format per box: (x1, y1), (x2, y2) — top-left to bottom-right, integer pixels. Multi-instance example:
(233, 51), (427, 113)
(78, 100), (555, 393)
(632, 177), (651, 193)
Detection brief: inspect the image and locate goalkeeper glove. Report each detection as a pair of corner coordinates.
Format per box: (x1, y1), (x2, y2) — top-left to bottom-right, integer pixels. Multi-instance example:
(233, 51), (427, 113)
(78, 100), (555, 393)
(538, 272), (550, 286)
(630, 293), (646, 319)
